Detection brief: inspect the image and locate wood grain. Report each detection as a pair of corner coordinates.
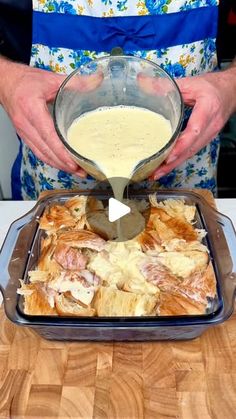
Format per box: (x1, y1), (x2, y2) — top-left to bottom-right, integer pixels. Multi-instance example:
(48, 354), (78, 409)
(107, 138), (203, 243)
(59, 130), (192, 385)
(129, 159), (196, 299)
(1, 189), (236, 419)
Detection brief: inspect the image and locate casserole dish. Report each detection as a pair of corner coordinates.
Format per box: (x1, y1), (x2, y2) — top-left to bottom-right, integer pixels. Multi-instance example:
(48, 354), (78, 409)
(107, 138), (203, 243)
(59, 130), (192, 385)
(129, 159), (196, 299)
(0, 189), (236, 341)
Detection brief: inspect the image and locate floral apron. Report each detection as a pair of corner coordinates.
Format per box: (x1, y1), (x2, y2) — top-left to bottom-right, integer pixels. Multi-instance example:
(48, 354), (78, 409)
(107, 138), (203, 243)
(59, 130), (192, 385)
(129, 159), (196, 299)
(12, 0), (220, 200)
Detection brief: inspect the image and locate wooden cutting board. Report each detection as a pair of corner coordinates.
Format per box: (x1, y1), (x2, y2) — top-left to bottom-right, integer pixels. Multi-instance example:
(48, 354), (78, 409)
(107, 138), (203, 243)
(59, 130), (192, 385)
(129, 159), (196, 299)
(0, 189), (236, 419)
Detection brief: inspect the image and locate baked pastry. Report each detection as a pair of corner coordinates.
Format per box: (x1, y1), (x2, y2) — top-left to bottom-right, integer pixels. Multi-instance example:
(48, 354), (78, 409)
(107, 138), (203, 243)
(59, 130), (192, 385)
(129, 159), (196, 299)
(17, 194), (217, 317)
(93, 286), (158, 316)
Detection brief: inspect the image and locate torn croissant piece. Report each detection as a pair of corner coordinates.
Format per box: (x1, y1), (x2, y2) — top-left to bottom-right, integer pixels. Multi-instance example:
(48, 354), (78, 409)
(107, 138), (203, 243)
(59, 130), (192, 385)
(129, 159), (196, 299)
(140, 259), (180, 289)
(39, 204), (76, 232)
(148, 217), (176, 242)
(158, 291), (206, 316)
(172, 284), (208, 306)
(202, 262), (217, 299)
(55, 293), (95, 316)
(53, 243), (88, 270)
(17, 282), (57, 315)
(28, 270), (52, 283)
(47, 270), (99, 306)
(38, 236), (89, 272)
(57, 230), (106, 251)
(64, 195), (87, 218)
(151, 216), (198, 243)
(141, 257), (215, 307)
(38, 235), (61, 272)
(164, 218), (199, 242)
(93, 286), (158, 316)
(149, 195), (196, 224)
(145, 207), (169, 230)
(76, 214), (90, 230)
(163, 238), (208, 253)
(137, 230), (163, 252)
(147, 196), (198, 242)
(181, 263), (217, 300)
(65, 195), (103, 218)
(122, 276), (159, 296)
(157, 250), (209, 279)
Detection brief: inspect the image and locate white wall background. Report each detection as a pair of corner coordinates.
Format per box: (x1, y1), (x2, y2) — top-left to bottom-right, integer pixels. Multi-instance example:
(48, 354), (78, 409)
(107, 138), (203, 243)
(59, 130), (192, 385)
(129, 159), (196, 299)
(0, 106), (18, 199)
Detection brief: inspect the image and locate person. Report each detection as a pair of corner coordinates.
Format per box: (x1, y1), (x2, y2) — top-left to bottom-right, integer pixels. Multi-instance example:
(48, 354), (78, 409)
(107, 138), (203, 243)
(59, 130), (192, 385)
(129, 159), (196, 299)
(0, 0), (236, 200)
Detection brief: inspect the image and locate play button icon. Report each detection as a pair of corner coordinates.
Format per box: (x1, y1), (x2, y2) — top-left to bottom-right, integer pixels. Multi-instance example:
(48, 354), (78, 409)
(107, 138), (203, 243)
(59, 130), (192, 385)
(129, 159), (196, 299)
(108, 198), (131, 222)
(85, 177), (151, 242)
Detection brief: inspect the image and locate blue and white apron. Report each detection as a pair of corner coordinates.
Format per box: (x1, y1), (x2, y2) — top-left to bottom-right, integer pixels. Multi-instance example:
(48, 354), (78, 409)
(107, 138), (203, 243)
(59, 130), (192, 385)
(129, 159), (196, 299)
(12, 0), (220, 200)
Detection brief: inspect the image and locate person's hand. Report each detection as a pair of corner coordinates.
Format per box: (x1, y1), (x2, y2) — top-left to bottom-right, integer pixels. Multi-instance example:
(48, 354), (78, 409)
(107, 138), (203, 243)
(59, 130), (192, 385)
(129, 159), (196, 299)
(143, 68), (236, 180)
(0, 58), (102, 176)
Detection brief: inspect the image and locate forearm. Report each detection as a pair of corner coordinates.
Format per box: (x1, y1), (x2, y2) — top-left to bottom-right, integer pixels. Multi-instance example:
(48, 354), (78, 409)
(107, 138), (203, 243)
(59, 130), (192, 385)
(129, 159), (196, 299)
(0, 56), (90, 175)
(0, 56), (26, 106)
(221, 56), (236, 114)
(0, 56), (9, 104)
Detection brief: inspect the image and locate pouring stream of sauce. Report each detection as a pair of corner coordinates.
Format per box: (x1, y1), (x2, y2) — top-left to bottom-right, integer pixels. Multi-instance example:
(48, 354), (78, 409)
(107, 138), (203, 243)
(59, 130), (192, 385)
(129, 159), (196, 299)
(68, 105), (172, 202)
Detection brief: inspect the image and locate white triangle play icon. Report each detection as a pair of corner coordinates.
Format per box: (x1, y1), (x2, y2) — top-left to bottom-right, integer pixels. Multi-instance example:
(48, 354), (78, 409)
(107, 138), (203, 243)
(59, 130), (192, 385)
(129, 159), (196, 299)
(108, 198), (131, 222)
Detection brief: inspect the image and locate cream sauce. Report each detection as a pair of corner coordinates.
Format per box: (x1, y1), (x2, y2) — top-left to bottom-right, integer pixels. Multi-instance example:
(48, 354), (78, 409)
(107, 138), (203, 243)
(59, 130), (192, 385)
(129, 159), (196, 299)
(67, 106), (172, 201)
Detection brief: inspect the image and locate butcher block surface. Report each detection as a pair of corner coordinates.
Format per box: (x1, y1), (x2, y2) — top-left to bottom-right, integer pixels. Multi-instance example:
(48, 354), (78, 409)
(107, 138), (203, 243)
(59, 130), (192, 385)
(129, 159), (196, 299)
(1, 190), (236, 419)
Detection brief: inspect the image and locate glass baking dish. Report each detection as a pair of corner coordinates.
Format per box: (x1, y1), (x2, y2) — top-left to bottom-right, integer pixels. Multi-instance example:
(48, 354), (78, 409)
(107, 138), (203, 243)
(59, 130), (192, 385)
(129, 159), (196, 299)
(0, 189), (236, 341)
